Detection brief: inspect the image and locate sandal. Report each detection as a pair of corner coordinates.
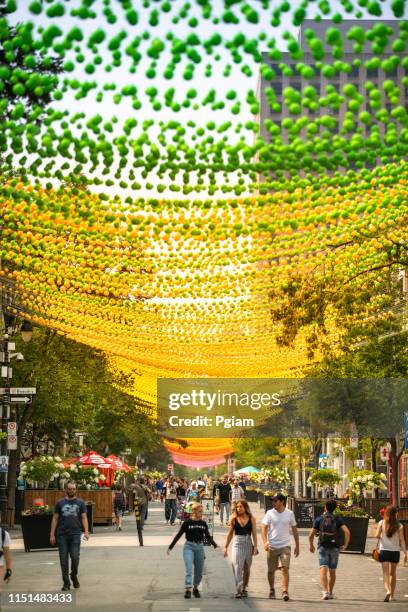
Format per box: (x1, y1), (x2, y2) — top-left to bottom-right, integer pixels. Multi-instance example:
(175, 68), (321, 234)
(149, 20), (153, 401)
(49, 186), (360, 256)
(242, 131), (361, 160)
(282, 591), (290, 601)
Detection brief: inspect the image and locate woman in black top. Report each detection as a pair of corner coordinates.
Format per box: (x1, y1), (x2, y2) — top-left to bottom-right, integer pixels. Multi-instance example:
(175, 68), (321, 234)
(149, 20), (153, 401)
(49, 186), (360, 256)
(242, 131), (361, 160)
(224, 499), (258, 598)
(167, 503), (217, 599)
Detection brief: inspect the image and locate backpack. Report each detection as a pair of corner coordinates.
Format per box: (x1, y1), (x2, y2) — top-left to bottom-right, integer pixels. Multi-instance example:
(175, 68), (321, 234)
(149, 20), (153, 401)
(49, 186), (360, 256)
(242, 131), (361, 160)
(318, 513), (343, 548)
(114, 491), (125, 508)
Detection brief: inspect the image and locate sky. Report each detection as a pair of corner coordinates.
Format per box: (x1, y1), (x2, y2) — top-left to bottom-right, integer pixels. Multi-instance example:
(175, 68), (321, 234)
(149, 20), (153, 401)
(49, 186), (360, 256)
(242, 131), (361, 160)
(10, 0), (408, 199)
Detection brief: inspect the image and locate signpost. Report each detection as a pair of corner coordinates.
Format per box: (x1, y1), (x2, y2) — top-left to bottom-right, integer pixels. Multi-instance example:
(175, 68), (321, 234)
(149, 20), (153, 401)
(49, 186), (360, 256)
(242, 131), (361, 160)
(355, 459), (365, 469)
(7, 435), (17, 451)
(0, 387), (36, 395)
(380, 446), (390, 462)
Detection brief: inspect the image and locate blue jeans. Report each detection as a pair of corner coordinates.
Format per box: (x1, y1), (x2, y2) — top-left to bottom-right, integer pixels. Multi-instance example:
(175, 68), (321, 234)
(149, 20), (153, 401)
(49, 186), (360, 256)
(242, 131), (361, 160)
(183, 541), (205, 589)
(220, 502), (230, 524)
(165, 499), (177, 524)
(318, 546), (340, 570)
(57, 533), (81, 585)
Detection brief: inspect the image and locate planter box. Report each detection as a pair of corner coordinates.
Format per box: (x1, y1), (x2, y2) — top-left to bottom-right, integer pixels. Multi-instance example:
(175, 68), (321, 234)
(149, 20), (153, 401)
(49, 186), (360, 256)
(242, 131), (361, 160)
(339, 516), (369, 554)
(245, 490), (258, 503)
(21, 514), (57, 552)
(24, 489), (114, 525)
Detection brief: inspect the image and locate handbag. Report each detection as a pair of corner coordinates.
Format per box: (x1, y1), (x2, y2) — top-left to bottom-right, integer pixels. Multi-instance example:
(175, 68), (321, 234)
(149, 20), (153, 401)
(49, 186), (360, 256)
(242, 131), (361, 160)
(372, 547), (380, 562)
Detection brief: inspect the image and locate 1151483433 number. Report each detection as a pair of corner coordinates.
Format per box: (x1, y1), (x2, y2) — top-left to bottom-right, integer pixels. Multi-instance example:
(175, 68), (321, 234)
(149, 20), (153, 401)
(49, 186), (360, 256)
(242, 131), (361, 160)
(5, 592), (75, 605)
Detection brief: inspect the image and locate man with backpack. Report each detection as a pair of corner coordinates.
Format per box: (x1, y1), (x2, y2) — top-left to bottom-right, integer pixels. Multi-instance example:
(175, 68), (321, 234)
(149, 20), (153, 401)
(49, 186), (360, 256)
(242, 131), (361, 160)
(113, 485), (126, 531)
(309, 499), (351, 600)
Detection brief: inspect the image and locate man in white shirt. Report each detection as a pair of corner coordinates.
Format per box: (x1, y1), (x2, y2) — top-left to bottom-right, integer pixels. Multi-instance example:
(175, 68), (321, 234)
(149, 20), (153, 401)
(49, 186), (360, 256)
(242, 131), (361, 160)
(261, 493), (299, 602)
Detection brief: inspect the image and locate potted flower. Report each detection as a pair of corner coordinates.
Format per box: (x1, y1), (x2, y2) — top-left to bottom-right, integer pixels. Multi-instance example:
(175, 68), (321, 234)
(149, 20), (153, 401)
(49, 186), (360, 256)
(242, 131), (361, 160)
(67, 464), (106, 489)
(308, 468), (342, 496)
(20, 456), (66, 488)
(21, 501), (56, 552)
(347, 469), (387, 505)
(332, 502), (370, 553)
(263, 489), (277, 511)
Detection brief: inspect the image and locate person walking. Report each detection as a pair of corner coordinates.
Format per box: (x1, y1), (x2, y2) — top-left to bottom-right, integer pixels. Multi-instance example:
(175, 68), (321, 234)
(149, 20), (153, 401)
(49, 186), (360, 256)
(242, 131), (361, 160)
(230, 479), (245, 514)
(156, 477), (164, 501)
(309, 499), (350, 600)
(50, 482), (89, 591)
(214, 476), (231, 525)
(163, 477), (178, 525)
(167, 503), (218, 599)
(261, 493), (299, 602)
(375, 505), (407, 602)
(113, 484), (126, 531)
(223, 499), (258, 599)
(0, 520), (12, 597)
(186, 482), (201, 503)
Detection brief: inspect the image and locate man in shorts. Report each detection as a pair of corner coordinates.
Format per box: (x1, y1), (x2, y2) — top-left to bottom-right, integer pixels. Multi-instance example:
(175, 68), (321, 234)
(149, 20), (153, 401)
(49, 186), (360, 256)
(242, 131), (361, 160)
(261, 493), (299, 601)
(309, 499), (350, 600)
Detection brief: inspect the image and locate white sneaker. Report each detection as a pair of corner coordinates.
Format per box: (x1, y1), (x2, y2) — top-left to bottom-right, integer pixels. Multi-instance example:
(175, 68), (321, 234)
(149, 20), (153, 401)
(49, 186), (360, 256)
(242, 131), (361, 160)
(327, 593), (334, 599)
(321, 592), (329, 600)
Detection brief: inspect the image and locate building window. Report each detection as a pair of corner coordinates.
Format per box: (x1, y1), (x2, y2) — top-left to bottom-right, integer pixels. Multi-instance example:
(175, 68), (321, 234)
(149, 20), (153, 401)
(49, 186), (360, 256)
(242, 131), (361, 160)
(367, 68), (379, 78)
(272, 82), (283, 95)
(290, 81), (302, 92)
(349, 65), (360, 78)
(270, 63), (282, 76)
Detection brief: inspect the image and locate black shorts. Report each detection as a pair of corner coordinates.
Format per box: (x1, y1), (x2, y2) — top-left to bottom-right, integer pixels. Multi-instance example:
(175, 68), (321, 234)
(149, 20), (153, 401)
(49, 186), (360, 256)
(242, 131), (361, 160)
(379, 550), (400, 564)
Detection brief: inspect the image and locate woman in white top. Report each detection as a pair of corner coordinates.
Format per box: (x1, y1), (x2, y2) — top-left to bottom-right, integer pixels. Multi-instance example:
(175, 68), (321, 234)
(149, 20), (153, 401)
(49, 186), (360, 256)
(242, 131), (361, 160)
(375, 506), (407, 602)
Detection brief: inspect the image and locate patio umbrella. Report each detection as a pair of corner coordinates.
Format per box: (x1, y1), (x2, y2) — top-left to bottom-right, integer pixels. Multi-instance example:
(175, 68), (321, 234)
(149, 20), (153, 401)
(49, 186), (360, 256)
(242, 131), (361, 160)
(234, 466), (261, 475)
(105, 454), (132, 473)
(77, 451), (112, 469)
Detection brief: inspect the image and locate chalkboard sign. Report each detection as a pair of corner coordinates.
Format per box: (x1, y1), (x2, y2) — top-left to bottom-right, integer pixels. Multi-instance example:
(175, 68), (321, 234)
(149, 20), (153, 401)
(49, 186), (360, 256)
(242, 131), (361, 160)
(295, 501), (315, 528)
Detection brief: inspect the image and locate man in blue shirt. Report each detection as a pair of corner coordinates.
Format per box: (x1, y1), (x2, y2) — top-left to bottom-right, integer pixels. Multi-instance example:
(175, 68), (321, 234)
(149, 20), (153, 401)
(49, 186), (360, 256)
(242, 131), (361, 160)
(309, 499), (350, 600)
(50, 482), (89, 591)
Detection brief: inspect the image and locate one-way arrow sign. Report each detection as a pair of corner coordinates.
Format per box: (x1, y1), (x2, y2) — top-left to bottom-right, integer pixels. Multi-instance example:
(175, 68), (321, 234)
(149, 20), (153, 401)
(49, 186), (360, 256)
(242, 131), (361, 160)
(10, 396), (31, 404)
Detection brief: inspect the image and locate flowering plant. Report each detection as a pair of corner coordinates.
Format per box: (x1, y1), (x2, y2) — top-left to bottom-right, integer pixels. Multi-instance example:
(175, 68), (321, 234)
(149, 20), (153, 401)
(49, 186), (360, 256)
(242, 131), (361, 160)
(22, 504), (54, 516)
(333, 503), (369, 518)
(19, 456), (65, 485)
(262, 466), (290, 486)
(66, 463), (106, 489)
(308, 468), (342, 490)
(347, 469), (387, 503)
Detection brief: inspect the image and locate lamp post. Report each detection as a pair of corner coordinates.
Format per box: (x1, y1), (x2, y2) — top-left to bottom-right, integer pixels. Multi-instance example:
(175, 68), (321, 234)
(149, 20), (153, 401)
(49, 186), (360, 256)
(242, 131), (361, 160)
(0, 314), (33, 529)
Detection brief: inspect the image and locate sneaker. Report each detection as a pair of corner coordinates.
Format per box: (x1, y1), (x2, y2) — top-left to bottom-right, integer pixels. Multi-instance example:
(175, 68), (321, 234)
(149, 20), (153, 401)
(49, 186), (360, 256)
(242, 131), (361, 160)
(193, 588), (201, 598)
(327, 593), (334, 600)
(282, 591), (290, 601)
(384, 593), (391, 602)
(269, 589), (276, 599)
(242, 589), (248, 598)
(184, 590), (192, 599)
(321, 592), (329, 600)
(118, 526), (122, 531)
(61, 584), (70, 591)
(70, 574), (80, 589)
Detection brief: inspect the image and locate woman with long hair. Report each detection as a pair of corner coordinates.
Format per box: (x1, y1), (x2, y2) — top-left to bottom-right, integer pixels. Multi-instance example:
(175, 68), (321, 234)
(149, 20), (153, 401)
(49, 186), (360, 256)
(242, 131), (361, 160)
(375, 505), (407, 602)
(223, 499), (258, 598)
(167, 503), (218, 599)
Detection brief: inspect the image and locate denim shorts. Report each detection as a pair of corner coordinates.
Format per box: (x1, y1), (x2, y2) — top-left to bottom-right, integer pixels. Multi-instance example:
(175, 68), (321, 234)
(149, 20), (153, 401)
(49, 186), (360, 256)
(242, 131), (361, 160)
(318, 546), (340, 569)
(379, 550), (400, 564)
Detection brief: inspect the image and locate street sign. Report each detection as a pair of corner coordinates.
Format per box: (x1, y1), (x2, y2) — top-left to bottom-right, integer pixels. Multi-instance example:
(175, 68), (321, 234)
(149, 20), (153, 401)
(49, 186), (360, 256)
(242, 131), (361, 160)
(7, 422), (16, 434)
(349, 436), (359, 448)
(10, 396), (31, 404)
(0, 456), (8, 472)
(7, 435), (17, 450)
(0, 387), (36, 395)
(355, 459), (365, 469)
(380, 445), (390, 462)
(167, 463), (174, 474)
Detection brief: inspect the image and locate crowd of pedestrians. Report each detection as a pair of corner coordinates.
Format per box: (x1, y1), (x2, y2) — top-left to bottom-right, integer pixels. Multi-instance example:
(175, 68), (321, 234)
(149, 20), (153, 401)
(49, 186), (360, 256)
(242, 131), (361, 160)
(2, 474), (406, 603)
